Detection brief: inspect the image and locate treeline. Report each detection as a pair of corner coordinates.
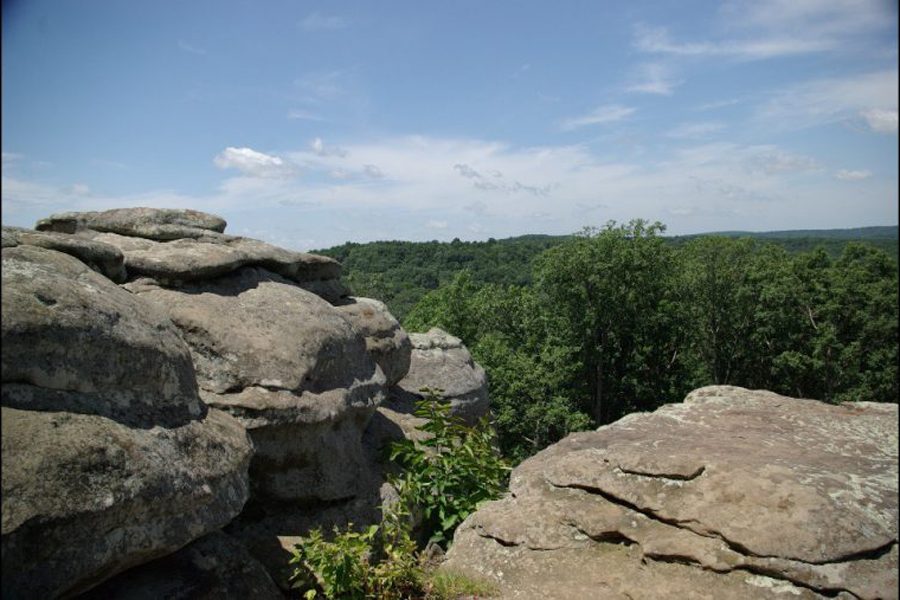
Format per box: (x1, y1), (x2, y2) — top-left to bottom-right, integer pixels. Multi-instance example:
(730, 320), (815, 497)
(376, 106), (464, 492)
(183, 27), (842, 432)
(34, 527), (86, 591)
(402, 221), (898, 463)
(317, 227), (897, 321)
(317, 235), (566, 319)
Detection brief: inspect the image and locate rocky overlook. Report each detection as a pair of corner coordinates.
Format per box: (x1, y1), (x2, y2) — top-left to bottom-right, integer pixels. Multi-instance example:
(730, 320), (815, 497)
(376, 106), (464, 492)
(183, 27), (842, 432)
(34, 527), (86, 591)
(442, 386), (898, 599)
(1, 208), (486, 598)
(2, 208), (897, 599)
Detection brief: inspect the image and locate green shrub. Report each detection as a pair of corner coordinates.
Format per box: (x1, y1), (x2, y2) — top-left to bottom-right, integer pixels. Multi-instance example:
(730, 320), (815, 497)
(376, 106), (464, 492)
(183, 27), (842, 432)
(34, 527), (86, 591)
(289, 389), (508, 598)
(289, 516), (423, 599)
(289, 523), (378, 599)
(389, 387), (510, 548)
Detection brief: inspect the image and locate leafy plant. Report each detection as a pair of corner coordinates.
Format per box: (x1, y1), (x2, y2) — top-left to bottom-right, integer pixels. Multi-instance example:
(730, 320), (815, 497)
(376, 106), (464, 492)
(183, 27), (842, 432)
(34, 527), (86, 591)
(289, 523), (379, 600)
(389, 387), (510, 548)
(289, 390), (508, 598)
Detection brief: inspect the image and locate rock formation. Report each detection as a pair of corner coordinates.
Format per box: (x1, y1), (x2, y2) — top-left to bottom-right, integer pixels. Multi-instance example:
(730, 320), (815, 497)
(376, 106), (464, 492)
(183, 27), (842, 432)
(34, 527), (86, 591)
(392, 327), (489, 425)
(1, 241), (253, 599)
(442, 385), (899, 599)
(2, 208), (475, 598)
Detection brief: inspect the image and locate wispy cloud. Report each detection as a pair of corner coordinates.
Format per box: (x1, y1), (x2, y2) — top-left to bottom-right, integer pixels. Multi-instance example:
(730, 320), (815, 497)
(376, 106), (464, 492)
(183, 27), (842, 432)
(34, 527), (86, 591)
(634, 1), (894, 62)
(4, 135), (893, 248)
(287, 108), (324, 121)
(696, 99), (740, 111)
(860, 108), (898, 134)
(299, 12), (348, 32)
(835, 169), (873, 181)
(177, 40), (207, 55)
(625, 63), (680, 95)
(758, 70), (898, 131)
(213, 147), (294, 178)
(666, 121), (725, 139)
(561, 105), (635, 131)
(634, 24), (830, 60)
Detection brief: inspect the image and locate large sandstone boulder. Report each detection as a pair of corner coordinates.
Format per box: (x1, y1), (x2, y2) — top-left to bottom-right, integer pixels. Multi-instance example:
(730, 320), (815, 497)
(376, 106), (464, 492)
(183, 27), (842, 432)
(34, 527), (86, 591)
(1, 245), (253, 599)
(336, 297), (412, 386)
(34, 208), (348, 302)
(443, 386), (899, 600)
(126, 267), (384, 503)
(2, 225), (126, 282)
(35, 207), (227, 240)
(395, 327), (489, 424)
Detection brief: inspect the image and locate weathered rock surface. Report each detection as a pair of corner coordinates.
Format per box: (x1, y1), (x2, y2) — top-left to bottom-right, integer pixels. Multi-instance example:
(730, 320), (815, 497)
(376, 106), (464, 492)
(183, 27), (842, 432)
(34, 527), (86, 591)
(1, 245), (253, 599)
(2, 245), (201, 425)
(126, 267), (384, 502)
(443, 386), (899, 600)
(336, 297), (412, 386)
(396, 327), (489, 424)
(77, 531), (283, 600)
(2, 225), (126, 282)
(35, 207), (227, 240)
(32, 207), (348, 301)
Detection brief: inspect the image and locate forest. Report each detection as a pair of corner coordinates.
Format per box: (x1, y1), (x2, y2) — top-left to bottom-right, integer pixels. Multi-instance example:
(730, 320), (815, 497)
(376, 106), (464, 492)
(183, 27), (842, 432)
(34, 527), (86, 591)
(321, 222), (898, 463)
(318, 225), (898, 321)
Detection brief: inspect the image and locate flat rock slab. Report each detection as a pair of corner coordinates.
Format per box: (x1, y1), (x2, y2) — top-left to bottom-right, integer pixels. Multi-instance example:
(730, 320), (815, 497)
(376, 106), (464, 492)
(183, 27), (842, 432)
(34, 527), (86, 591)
(92, 232), (347, 301)
(2, 226), (126, 282)
(397, 328), (488, 425)
(35, 207), (227, 240)
(443, 386), (899, 600)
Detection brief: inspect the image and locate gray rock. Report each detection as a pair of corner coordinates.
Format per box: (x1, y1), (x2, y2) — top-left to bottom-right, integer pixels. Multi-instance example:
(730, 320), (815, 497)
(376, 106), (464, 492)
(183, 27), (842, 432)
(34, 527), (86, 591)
(1, 244), (254, 599)
(442, 386), (899, 599)
(76, 531), (283, 600)
(336, 297), (412, 386)
(91, 231), (348, 302)
(2, 225), (126, 282)
(2, 407), (253, 600)
(128, 268), (384, 502)
(35, 207), (227, 240)
(1, 245), (201, 425)
(397, 328), (489, 424)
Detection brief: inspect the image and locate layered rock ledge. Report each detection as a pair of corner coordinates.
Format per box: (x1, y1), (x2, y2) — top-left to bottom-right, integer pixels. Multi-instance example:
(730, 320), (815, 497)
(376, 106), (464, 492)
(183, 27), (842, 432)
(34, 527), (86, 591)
(1, 244), (253, 599)
(442, 386), (899, 600)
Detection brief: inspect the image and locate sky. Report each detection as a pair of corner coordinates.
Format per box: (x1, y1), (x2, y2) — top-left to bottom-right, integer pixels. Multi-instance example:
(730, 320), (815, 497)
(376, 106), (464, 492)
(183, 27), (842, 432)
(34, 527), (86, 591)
(2, 0), (898, 251)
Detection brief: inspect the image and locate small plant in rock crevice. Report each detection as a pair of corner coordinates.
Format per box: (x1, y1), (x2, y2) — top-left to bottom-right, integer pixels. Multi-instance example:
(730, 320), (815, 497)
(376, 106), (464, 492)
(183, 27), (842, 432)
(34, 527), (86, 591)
(288, 387), (508, 599)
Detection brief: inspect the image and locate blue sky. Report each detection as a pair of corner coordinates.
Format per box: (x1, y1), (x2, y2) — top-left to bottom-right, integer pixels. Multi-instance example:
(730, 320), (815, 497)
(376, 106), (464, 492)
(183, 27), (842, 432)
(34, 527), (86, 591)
(2, 0), (897, 250)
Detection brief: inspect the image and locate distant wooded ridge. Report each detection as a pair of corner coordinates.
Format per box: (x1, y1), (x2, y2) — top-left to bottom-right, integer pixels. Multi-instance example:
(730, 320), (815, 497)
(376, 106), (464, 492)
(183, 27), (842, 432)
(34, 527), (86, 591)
(316, 225), (898, 320)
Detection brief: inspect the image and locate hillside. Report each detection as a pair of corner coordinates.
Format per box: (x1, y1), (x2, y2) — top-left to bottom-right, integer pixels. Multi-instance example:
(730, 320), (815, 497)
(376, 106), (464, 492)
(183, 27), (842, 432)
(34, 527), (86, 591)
(316, 226), (898, 320)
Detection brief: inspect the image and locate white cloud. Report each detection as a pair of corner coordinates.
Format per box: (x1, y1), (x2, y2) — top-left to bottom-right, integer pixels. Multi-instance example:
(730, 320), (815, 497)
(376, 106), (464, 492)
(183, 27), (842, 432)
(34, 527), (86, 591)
(425, 220), (448, 229)
(4, 135), (894, 249)
(626, 63), (680, 95)
(633, 24), (830, 60)
(310, 137), (347, 157)
(696, 99), (740, 111)
(666, 121), (725, 139)
(68, 183), (91, 195)
(213, 147), (293, 178)
(835, 169), (873, 180)
(300, 12), (348, 31)
(758, 70), (898, 131)
(561, 105), (635, 130)
(363, 164), (384, 178)
(287, 109), (323, 121)
(743, 149), (820, 175)
(860, 108), (898, 133)
(635, 2), (894, 61)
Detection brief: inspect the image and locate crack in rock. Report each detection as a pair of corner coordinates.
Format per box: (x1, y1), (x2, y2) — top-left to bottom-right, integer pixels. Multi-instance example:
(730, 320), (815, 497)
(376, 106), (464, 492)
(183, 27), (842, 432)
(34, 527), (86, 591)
(617, 465), (706, 481)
